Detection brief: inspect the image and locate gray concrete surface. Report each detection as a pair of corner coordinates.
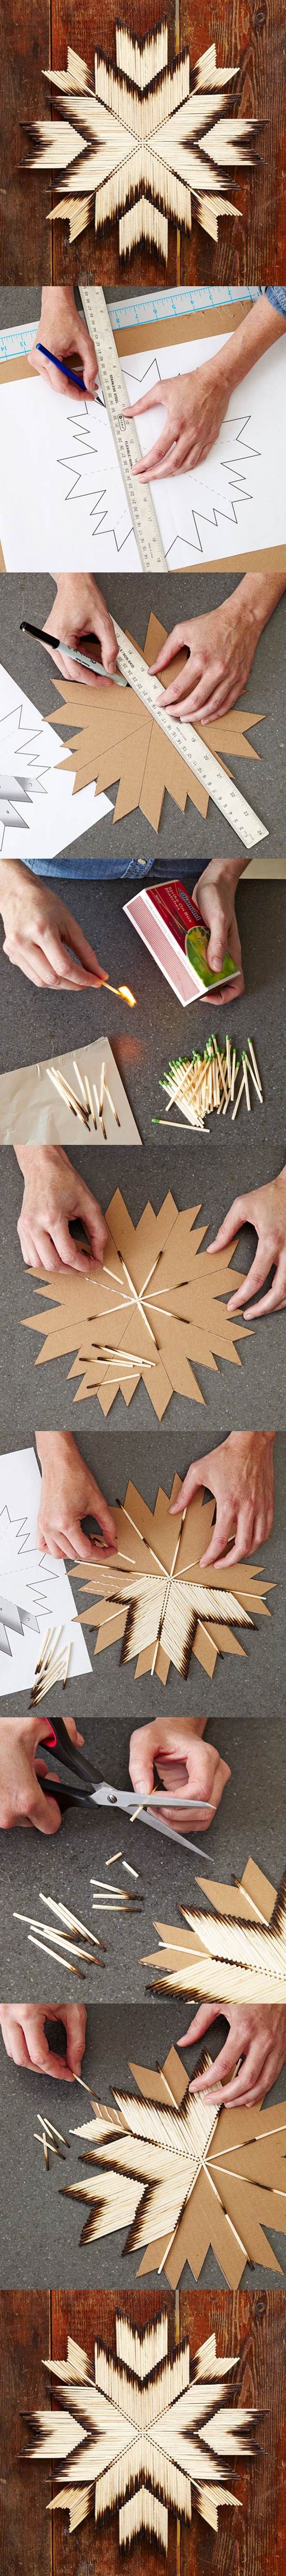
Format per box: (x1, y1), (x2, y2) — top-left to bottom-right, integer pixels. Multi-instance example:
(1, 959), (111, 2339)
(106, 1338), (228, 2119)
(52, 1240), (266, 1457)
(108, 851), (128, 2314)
(0, 1414), (284, 1999)
(0, 570), (284, 874)
(1, 1999), (285, 2291)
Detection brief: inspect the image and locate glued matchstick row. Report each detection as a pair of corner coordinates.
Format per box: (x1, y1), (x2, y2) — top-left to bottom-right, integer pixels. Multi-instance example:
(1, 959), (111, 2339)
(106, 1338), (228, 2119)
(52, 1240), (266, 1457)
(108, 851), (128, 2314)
(154, 1035), (263, 1130)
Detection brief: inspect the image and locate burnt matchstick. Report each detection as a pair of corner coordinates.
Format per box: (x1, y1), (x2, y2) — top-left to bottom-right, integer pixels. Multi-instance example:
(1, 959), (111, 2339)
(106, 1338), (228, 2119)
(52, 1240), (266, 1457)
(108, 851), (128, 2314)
(105, 983), (136, 1006)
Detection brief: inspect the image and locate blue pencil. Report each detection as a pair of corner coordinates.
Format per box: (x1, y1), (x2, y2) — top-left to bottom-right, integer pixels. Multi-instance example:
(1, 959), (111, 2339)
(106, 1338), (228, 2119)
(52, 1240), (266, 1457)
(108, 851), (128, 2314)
(36, 342), (96, 393)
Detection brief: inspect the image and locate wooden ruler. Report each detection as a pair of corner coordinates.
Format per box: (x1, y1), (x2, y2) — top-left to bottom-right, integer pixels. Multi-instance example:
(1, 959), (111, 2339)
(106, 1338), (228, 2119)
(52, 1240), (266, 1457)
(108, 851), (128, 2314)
(80, 284), (167, 571)
(113, 622), (268, 851)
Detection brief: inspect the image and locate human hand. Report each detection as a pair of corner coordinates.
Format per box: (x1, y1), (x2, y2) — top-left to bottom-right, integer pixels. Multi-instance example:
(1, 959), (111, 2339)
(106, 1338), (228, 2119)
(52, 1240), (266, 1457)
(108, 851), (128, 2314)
(0, 1709), (83, 1835)
(29, 287), (98, 401)
(36, 1428), (117, 1561)
(43, 575), (118, 687)
(178, 2002), (286, 2106)
(0, 862), (108, 990)
(0, 2001), (87, 2078)
(123, 358), (231, 478)
(149, 584), (263, 721)
(209, 1172), (286, 1319)
(170, 1431), (275, 1567)
(17, 1146), (108, 1273)
(128, 1714), (230, 1831)
(192, 862), (244, 1002)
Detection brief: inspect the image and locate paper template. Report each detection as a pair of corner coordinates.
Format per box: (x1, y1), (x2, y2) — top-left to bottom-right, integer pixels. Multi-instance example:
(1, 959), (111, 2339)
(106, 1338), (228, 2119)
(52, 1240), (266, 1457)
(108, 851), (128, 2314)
(0, 1447), (92, 1692)
(0, 1041), (141, 1149)
(0, 662), (111, 859)
(1, 328), (285, 569)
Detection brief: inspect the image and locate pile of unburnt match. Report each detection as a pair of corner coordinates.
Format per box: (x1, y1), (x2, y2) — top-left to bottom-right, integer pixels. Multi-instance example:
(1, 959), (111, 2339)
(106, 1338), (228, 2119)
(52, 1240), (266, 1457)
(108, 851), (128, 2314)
(154, 1035), (263, 1131)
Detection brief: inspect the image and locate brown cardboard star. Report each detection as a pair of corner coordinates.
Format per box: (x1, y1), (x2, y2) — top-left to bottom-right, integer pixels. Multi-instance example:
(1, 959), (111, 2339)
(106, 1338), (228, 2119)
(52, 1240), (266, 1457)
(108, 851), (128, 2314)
(23, 1189), (249, 1418)
(48, 612), (263, 833)
(73, 1478), (273, 1686)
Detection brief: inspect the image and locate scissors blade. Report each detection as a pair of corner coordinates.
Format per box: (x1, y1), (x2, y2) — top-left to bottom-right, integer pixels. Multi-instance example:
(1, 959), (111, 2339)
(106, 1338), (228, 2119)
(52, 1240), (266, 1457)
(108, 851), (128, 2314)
(92, 1783), (213, 1813)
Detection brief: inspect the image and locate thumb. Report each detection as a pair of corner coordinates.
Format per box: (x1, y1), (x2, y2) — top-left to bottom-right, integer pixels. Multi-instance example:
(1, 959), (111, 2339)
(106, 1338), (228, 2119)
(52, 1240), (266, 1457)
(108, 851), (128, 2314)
(178, 2004), (218, 2048)
(207, 1200), (247, 1255)
(206, 895), (228, 973)
(92, 599), (118, 673)
(78, 1192), (108, 1263)
(77, 320), (98, 393)
(129, 1727), (156, 1794)
(169, 1461), (205, 1515)
(32, 1778), (62, 1835)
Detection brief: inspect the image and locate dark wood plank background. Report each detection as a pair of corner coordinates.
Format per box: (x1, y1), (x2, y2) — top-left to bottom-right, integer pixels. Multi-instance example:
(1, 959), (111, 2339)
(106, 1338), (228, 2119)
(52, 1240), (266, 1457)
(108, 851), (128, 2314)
(180, 2287), (286, 2576)
(1, 0), (285, 283)
(1, 2287), (285, 2572)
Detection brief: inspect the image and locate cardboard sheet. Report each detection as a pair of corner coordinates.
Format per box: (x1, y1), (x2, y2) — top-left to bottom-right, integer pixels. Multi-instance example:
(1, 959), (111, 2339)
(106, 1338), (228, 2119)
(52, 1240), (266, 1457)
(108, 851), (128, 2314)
(23, 1188), (249, 1415)
(1, 318), (285, 571)
(0, 1041), (141, 1149)
(73, 1474), (273, 1688)
(0, 661), (111, 862)
(0, 1447), (92, 1692)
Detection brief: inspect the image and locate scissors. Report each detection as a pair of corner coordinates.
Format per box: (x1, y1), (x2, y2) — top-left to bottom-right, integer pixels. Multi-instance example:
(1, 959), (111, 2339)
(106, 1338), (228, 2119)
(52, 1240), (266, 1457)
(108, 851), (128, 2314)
(39, 1710), (214, 1854)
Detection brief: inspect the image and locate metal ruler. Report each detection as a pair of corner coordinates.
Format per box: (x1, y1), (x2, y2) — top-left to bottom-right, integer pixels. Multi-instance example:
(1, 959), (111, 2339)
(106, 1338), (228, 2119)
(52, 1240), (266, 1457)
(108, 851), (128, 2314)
(108, 286), (259, 329)
(0, 320), (40, 363)
(113, 622), (267, 853)
(80, 284), (167, 572)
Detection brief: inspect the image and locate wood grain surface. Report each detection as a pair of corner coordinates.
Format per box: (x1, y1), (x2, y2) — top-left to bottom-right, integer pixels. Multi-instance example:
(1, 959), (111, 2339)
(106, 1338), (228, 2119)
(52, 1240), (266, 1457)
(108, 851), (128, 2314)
(0, 2290), (52, 2576)
(0, 2287), (285, 2572)
(1, 0), (285, 283)
(180, 2287), (286, 2576)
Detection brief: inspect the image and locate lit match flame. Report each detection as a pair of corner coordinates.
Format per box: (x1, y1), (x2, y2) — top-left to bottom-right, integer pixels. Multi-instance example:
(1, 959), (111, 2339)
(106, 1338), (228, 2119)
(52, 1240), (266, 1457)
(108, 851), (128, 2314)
(118, 984), (136, 1008)
(105, 982), (136, 1007)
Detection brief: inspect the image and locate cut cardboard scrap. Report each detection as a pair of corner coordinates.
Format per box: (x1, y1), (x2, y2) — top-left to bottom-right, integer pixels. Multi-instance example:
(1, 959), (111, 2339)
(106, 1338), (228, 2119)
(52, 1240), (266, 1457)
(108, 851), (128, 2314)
(48, 611), (263, 837)
(66, 2039), (286, 2288)
(145, 1857), (286, 2004)
(23, 2307), (256, 2549)
(72, 1476), (273, 1687)
(0, 1037), (141, 1152)
(23, 1188), (250, 1418)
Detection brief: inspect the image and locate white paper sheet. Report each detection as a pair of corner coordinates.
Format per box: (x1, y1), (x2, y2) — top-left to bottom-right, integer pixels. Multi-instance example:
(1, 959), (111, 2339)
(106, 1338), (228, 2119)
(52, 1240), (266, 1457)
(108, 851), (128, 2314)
(0, 1448), (92, 1693)
(1, 329), (285, 569)
(0, 662), (112, 859)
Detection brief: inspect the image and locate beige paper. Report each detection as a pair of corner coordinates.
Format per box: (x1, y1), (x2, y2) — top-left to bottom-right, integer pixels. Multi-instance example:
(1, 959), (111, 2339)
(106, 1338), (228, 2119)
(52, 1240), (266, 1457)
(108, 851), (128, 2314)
(23, 1189), (249, 1415)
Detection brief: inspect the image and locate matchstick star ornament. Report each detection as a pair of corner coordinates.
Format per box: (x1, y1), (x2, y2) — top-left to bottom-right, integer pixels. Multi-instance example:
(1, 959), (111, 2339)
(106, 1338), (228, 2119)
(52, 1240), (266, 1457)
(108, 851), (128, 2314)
(24, 26), (257, 255)
(23, 1188), (250, 1418)
(145, 1857), (286, 2004)
(66, 2039), (286, 2290)
(24, 2308), (256, 2547)
(72, 1475), (273, 1687)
